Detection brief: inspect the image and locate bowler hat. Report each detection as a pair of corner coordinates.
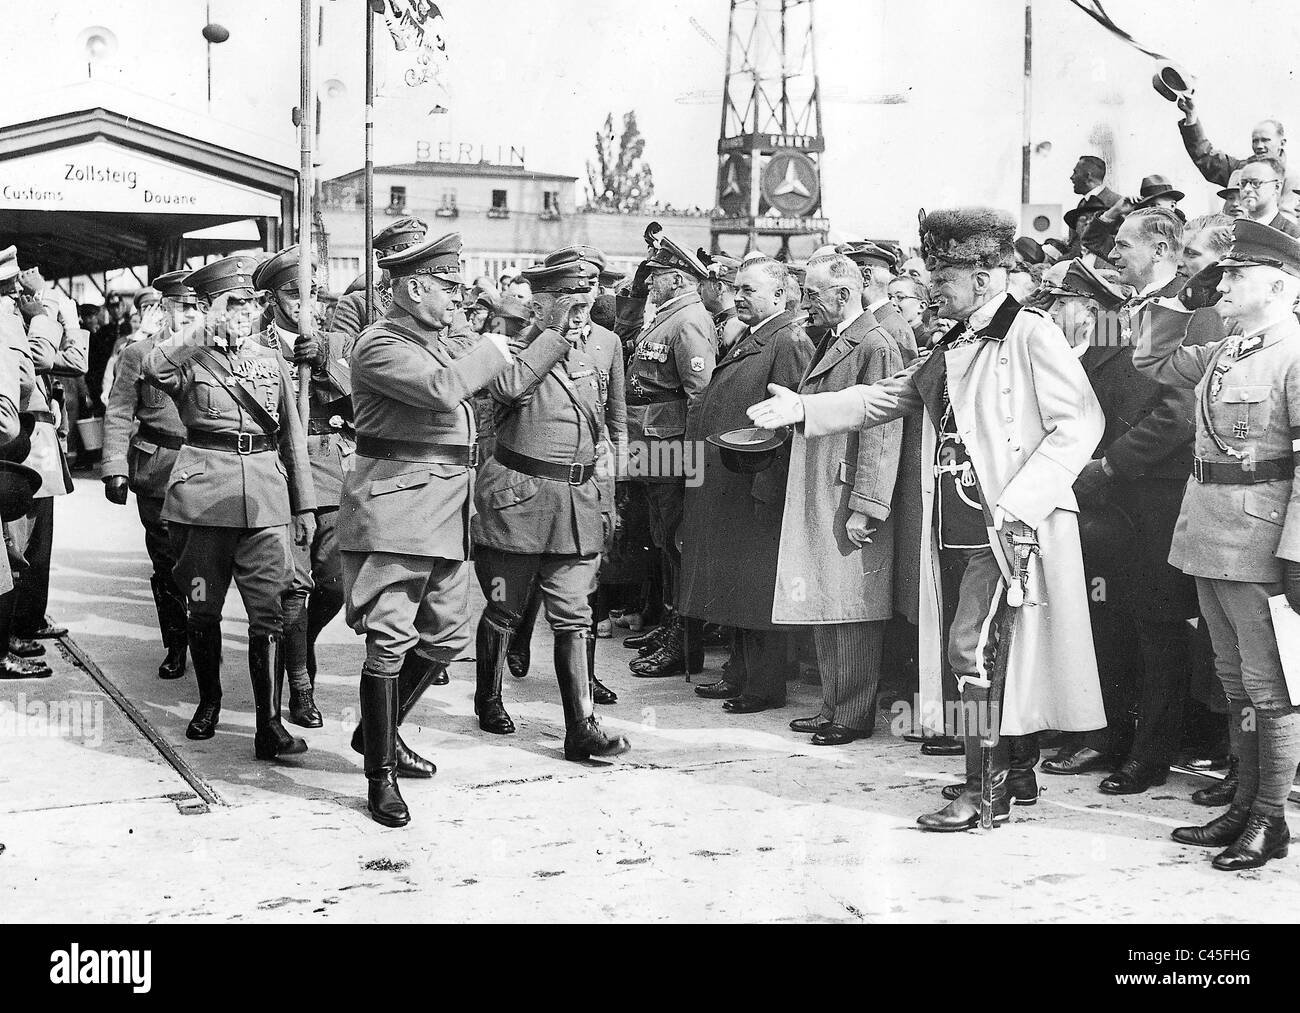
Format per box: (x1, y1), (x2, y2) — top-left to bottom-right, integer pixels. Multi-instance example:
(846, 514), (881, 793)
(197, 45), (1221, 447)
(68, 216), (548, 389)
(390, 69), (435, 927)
(706, 426), (789, 474)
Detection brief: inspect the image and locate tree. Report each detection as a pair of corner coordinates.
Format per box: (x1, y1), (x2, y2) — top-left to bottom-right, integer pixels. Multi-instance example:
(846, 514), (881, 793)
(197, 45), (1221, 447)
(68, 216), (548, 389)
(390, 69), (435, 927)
(585, 110), (655, 212)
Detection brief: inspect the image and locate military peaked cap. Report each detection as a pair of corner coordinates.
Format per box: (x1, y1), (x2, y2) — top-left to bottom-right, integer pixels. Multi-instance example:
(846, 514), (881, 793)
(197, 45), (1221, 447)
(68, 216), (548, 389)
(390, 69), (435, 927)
(373, 216), (429, 256)
(378, 232), (463, 280)
(184, 255), (259, 301)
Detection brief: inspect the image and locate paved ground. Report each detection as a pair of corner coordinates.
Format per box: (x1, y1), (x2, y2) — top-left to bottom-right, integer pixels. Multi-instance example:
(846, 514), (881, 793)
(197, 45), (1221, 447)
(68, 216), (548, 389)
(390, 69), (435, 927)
(2, 476), (1298, 923)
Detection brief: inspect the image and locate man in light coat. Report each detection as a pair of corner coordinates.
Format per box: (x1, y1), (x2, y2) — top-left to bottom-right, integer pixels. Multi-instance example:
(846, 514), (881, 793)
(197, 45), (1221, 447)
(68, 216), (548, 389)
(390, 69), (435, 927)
(776, 252), (903, 744)
(750, 207), (1105, 832)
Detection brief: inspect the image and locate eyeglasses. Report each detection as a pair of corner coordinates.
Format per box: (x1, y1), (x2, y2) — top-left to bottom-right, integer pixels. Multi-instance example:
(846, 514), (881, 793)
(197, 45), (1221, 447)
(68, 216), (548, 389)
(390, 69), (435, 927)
(803, 285), (842, 302)
(1238, 178), (1279, 191)
(890, 292), (922, 304)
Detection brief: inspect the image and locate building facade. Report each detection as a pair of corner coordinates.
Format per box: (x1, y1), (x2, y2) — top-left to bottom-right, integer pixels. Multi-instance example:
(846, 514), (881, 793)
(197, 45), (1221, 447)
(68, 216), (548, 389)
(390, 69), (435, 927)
(320, 158), (713, 290)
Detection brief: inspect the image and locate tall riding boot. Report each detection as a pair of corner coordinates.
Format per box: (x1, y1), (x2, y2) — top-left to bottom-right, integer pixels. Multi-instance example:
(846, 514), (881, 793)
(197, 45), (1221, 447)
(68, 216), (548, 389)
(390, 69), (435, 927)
(589, 620), (617, 704)
(359, 670), (409, 828)
(919, 680), (1010, 831)
(249, 632), (308, 760)
(350, 651), (440, 777)
(507, 581), (542, 679)
(185, 621), (223, 740)
(475, 613), (517, 734)
(1006, 734), (1041, 805)
(304, 586), (344, 685)
(152, 574), (188, 681)
(282, 595), (322, 728)
(682, 616), (705, 679)
(556, 630), (630, 761)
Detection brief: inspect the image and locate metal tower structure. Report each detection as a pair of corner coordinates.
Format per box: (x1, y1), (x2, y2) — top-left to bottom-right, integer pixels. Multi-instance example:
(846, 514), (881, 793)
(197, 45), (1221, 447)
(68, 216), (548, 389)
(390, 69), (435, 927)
(712, 0), (827, 257)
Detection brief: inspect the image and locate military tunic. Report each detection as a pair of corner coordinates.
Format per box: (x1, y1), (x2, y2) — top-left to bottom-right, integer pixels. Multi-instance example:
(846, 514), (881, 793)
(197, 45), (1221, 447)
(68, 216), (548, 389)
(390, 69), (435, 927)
(1134, 305), (1300, 712)
(338, 312), (513, 673)
(143, 330), (316, 635)
(472, 321), (626, 632)
(260, 323), (355, 613)
(102, 328), (189, 629)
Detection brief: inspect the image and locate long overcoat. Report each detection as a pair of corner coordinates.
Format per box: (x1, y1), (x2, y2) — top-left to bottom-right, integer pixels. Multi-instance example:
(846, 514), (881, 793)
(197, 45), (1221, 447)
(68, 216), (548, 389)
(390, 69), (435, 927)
(773, 311), (903, 624)
(679, 310), (813, 630)
(800, 295), (1105, 736)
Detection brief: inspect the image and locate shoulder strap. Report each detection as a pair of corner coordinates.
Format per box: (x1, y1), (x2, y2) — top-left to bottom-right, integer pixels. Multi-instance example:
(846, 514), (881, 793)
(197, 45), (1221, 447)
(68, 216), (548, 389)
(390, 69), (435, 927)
(550, 363), (604, 445)
(191, 347), (281, 436)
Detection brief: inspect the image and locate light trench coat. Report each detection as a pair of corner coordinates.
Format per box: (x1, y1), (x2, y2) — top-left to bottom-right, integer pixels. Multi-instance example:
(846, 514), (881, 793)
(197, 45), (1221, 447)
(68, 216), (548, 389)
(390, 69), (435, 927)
(799, 294), (1106, 736)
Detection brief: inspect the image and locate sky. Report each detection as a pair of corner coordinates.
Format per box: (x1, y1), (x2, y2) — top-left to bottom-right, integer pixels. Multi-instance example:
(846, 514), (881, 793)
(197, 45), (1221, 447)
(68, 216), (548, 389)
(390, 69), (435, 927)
(3, 0), (1300, 243)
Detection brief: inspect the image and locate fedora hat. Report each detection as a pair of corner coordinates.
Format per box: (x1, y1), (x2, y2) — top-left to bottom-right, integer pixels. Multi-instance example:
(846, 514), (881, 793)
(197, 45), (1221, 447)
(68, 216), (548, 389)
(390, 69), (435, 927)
(706, 427), (789, 474)
(0, 459), (41, 523)
(1132, 174), (1185, 209)
(1151, 62), (1196, 103)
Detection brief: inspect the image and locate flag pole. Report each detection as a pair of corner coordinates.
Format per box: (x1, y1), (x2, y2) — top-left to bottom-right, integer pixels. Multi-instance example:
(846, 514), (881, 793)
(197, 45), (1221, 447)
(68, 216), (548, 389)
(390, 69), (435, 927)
(296, 0), (315, 427)
(364, 0), (376, 324)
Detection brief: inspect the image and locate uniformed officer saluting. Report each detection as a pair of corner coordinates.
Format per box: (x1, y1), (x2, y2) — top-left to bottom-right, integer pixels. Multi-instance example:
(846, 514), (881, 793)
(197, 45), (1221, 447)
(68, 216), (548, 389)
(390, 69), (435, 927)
(338, 232), (517, 829)
(101, 270), (200, 682)
(143, 255), (317, 759)
(252, 246), (356, 729)
(1135, 218), (1300, 871)
(501, 244), (624, 705)
(471, 250), (630, 762)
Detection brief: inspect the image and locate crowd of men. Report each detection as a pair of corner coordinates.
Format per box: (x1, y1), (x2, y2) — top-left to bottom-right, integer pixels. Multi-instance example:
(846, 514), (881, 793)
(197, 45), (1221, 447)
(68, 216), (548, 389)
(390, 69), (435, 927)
(0, 91), (1296, 872)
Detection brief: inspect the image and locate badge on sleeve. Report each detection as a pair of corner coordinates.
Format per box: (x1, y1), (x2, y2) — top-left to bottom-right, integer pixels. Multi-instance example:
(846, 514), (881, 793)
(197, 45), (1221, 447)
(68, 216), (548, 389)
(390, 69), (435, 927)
(690, 356), (705, 373)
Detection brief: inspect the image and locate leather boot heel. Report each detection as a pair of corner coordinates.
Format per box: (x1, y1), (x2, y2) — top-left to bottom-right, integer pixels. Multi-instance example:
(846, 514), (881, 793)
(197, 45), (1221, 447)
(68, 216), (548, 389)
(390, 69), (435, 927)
(359, 671), (410, 828)
(1212, 812), (1291, 871)
(185, 623), (223, 740)
(557, 631), (630, 761)
(1172, 804), (1251, 847)
(250, 633), (307, 760)
(474, 614), (516, 734)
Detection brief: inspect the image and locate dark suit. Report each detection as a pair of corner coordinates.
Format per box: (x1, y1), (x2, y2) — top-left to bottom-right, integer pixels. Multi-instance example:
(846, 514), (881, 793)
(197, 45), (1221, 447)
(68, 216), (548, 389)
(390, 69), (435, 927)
(680, 310), (814, 704)
(1075, 274), (1210, 766)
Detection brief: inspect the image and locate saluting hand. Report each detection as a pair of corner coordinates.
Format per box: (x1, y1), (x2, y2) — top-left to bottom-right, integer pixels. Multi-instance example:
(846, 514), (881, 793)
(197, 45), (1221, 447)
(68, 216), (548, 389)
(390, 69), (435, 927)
(540, 294), (589, 335)
(747, 384), (804, 428)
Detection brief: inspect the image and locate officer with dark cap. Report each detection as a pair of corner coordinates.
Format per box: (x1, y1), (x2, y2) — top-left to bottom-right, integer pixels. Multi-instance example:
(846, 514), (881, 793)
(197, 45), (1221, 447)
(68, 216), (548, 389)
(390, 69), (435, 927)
(329, 217), (429, 339)
(101, 269), (200, 681)
(1135, 219), (1300, 871)
(252, 245), (357, 728)
(698, 250), (747, 354)
(338, 231), (518, 828)
(469, 249), (631, 762)
(499, 245), (621, 701)
(839, 241), (918, 361)
(143, 254), (317, 760)
(621, 226), (715, 678)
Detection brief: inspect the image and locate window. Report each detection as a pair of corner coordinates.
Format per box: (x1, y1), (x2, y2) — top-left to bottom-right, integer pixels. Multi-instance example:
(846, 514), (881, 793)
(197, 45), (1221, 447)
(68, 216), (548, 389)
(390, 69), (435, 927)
(435, 188), (458, 218)
(388, 185), (406, 212)
(488, 189), (509, 219)
(541, 190), (561, 220)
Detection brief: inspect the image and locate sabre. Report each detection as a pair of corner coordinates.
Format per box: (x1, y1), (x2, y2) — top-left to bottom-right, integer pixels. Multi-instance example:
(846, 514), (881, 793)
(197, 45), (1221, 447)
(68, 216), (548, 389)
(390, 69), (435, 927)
(979, 527), (1040, 829)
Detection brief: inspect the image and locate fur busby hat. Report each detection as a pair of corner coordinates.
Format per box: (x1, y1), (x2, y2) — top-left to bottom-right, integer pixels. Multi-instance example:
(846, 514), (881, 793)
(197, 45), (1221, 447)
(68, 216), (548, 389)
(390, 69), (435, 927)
(918, 207), (1017, 271)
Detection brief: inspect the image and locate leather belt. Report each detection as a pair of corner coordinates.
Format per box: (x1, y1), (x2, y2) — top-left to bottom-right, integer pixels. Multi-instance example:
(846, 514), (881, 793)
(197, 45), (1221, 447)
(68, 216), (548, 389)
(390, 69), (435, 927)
(355, 435), (477, 466)
(23, 411), (55, 425)
(307, 417), (349, 436)
(495, 443), (594, 486)
(1192, 456), (1294, 484)
(185, 431), (278, 455)
(625, 389), (686, 407)
(134, 423), (184, 450)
